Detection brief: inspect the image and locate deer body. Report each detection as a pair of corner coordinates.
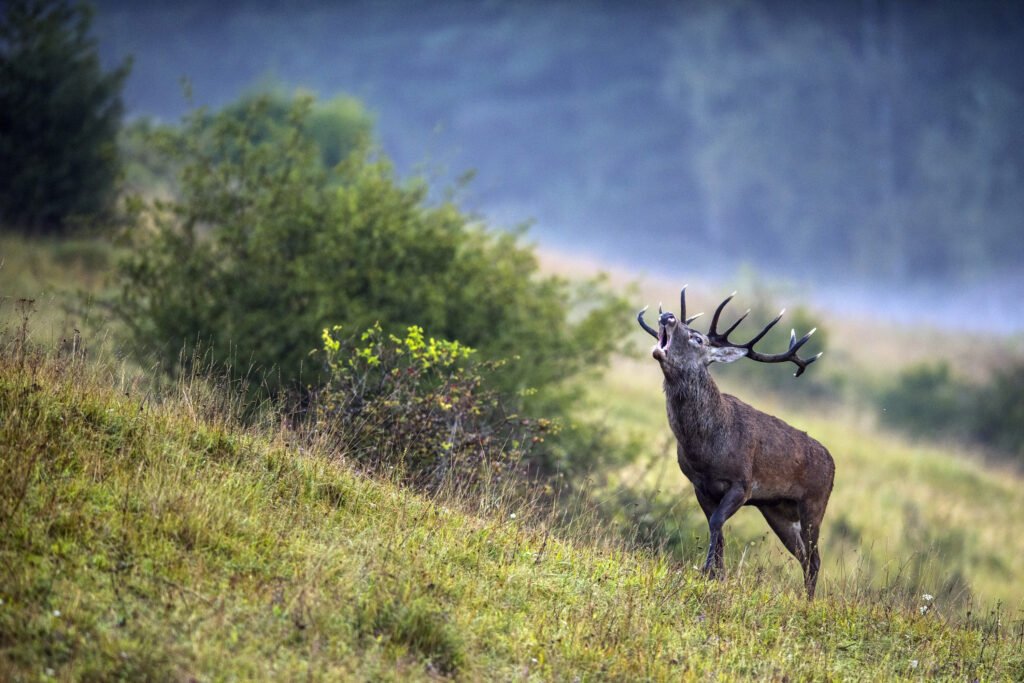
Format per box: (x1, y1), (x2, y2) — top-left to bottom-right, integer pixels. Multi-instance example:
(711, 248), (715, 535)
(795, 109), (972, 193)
(639, 288), (834, 599)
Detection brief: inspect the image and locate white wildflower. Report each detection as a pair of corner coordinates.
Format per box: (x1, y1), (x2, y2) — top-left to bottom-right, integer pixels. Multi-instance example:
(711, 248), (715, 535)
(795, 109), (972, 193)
(509, 513), (516, 519)
(910, 660), (919, 669)
(922, 593), (934, 602)
(52, 609), (60, 617)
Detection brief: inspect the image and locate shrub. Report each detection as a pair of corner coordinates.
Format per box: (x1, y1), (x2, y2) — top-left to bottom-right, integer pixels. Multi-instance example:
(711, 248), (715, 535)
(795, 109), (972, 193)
(878, 358), (1024, 462)
(0, 0), (131, 233)
(877, 361), (968, 438)
(970, 360), (1024, 458)
(217, 88), (372, 172)
(315, 324), (549, 489)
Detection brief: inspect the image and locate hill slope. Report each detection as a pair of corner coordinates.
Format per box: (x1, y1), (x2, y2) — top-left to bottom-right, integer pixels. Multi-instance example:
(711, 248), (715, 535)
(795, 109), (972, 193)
(2, 351), (1023, 680)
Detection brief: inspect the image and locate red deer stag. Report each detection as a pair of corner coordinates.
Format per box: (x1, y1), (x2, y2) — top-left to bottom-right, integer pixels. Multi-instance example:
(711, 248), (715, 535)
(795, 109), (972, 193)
(637, 287), (834, 599)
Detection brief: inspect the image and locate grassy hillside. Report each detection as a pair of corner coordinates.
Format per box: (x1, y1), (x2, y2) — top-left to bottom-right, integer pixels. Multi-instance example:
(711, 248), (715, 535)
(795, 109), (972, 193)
(3, 331), (1024, 680)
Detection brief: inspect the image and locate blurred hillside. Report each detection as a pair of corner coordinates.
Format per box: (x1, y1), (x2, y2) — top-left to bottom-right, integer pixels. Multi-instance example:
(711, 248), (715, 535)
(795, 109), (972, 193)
(92, 0), (1024, 309)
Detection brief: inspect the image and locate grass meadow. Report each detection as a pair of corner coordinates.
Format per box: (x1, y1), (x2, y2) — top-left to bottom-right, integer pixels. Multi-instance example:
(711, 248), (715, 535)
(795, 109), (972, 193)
(2, 236), (1023, 680)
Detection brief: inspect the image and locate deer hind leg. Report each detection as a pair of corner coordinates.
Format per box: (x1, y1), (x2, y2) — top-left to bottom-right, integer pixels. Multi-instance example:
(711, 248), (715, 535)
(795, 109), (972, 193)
(758, 501), (807, 567)
(798, 499), (828, 600)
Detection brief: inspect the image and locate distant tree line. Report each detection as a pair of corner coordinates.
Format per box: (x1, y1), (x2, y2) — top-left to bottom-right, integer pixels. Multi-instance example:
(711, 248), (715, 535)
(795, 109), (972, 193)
(91, 0), (1024, 283)
(659, 0), (1024, 281)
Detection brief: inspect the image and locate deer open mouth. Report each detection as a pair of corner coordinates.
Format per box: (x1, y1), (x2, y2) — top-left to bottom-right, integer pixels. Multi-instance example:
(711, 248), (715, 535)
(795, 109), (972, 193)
(653, 316), (674, 361)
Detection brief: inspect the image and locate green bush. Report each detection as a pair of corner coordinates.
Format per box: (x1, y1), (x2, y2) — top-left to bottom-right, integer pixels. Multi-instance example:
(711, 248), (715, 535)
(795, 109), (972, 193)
(113, 92), (629, 474)
(0, 0), (131, 234)
(878, 359), (1024, 461)
(218, 88), (373, 172)
(971, 360), (1024, 457)
(877, 361), (968, 438)
(316, 324), (549, 489)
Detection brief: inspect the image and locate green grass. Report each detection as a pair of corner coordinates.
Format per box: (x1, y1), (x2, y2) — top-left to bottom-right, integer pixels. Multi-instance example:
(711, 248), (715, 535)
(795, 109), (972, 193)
(2, 339), (1023, 681)
(0, 234), (117, 353)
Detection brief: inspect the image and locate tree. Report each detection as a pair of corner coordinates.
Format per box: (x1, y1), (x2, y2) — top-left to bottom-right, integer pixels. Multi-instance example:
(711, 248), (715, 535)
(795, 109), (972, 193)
(0, 0), (131, 234)
(218, 88), (373, 172)
(114, 93), (628, 403)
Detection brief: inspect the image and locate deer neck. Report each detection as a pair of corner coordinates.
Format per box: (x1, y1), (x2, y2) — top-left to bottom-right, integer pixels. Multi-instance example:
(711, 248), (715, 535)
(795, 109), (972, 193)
(664, 365), (728, 441)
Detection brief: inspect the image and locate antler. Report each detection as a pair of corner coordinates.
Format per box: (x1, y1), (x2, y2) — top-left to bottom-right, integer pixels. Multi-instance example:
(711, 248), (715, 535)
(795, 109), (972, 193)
(637, 284), (704, 338)
(637, 306), (658, 338)
(706, 292), (822, 377)
(679, 285), (704, 325)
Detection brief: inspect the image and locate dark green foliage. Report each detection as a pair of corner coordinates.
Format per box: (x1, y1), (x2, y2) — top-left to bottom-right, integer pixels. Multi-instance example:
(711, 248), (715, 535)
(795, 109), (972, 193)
(0, 0), (130, 233)
(113, 92), (629, 472)
(879, 359), (1024, 460)
(878, 362), (967, 438)
(115, 95), (331, 388)
(219, 88), (372, 171)
(971, 361), (1024, 457)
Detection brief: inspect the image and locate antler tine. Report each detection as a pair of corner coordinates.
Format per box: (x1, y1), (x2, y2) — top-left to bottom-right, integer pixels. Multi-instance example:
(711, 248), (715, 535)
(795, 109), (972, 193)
(679, 285), (688, 322)
(745, 326), (821, 376)
(637, 306), (658, 338)
(743, 308), (785, 347)
(788, 327), (817, 353)
(720, 308), (749, 338)
(707, 291), (737, 338)
(789, 352), (823, 377)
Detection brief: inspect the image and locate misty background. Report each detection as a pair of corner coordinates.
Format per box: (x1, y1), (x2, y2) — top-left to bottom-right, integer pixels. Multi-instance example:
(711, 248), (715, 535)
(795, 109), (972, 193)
(92, 0), (1024, 329)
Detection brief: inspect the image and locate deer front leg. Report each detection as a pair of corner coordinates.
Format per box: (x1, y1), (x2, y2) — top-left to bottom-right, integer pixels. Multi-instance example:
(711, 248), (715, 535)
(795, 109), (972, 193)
(693, 487), (722, 576)
(698, 482), (750, 577)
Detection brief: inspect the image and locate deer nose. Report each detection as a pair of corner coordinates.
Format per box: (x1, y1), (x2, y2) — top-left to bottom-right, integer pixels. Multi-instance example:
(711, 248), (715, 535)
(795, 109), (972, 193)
(659, 312), (676, 326)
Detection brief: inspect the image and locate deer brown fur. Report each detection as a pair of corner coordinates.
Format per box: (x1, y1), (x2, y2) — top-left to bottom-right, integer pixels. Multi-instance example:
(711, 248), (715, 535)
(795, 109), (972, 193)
(638, 287), (835, 599)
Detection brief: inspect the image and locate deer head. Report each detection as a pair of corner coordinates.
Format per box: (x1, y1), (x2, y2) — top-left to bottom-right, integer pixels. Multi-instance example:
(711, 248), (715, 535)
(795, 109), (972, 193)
(637, 286), (822, 378)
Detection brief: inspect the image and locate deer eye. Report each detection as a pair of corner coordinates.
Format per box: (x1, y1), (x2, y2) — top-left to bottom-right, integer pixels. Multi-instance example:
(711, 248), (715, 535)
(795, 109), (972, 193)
(692, 335), (704, 345)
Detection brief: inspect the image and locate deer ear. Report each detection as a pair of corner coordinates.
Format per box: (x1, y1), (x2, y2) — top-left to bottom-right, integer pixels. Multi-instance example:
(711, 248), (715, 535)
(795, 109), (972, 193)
(708, 346), (748, 364)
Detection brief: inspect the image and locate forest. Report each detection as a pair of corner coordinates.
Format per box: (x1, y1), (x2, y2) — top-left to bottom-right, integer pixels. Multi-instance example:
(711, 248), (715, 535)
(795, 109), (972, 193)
(91, 0), (1024, 291)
